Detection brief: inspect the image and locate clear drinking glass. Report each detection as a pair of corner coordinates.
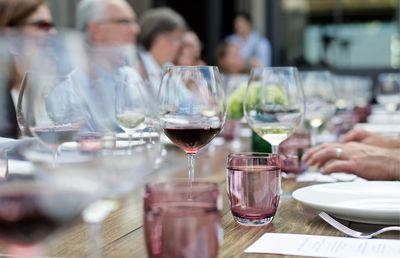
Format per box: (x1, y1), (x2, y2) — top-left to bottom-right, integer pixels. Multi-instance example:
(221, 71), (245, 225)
(227, 153), (281, 226)
(243, 67), (304, 154)
(300, 71), (336, 145)
(158, 66), (226, 180)
(144, 180), (223, 258)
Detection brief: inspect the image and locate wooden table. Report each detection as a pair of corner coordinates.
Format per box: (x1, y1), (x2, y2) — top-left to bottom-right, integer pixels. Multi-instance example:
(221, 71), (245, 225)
(43, 142), (399, 258)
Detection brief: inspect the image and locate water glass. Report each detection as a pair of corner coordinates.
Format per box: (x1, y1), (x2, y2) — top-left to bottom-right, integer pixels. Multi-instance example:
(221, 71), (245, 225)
(144, 180), (223, 258)
(227, 153), (281, 226)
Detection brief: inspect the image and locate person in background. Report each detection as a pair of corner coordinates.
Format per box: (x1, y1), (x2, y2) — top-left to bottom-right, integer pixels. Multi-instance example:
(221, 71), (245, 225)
(175, 30), (205, 66)
(225, 12), (271, 71)
(216, 42), (245, 75)
(303, 128), (400, 180)
(0, 0), (56, 138)
(138, 7), (186, 83)
(76, 0), (140, 46)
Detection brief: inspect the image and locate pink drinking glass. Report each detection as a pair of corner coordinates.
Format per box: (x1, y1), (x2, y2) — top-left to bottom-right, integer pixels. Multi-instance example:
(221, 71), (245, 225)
(227, 153), (281, 226)
(144, 180), (223, 258)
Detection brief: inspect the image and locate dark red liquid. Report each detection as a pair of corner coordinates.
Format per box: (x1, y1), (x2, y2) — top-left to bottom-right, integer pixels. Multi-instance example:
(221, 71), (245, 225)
(164, 126), (221, 154)
(0, 188), (89, 245)
(227, 165), (280, 221)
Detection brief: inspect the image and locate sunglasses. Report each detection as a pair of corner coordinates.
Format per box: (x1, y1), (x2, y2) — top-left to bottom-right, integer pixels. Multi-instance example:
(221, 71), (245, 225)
(24, 20), (55, 31)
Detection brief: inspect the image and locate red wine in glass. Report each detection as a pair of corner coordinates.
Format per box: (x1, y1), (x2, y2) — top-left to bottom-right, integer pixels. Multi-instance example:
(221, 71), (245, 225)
(163, 126), (221, 154)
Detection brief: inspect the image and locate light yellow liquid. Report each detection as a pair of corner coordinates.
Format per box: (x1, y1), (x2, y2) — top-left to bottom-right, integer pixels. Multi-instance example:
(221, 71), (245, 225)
(251, 123), (294, 146)
(117, 112), (145, 131)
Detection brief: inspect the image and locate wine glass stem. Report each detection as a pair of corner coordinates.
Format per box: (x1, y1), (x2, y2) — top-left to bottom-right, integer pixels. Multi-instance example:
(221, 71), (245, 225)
(187, 153), (195, 181)
(271, 145), (279, 155)
(311, 126), (319, 146)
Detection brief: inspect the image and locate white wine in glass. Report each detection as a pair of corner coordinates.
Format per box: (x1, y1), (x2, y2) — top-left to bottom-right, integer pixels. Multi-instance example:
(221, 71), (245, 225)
(244, 67), (304, 154)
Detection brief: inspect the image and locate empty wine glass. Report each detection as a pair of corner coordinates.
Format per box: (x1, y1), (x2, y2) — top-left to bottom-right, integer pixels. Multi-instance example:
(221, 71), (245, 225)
(243, 67), (304, 154)
(376, 73), (400, 113)
(158, 66), (226, 180)
(300, 71), (336, 145)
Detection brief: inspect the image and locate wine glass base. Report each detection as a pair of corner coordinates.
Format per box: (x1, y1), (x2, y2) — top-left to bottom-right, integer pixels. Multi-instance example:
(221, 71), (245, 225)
(233, 215), (274, 226)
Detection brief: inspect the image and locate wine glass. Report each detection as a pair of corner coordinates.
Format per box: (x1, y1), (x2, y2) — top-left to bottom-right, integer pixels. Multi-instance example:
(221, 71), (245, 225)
(22, 73), (86, 163)
(300, 71), (336, 145)
(158, 66), (226, 180)
(376, 73), (400, 113)
(0, 153), (104, 257)
(115, 76), (147, 148)
(243, 67), (304, 154)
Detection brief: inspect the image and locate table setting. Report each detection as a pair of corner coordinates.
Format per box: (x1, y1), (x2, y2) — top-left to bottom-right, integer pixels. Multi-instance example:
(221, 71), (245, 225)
(0, 37), (399, 257)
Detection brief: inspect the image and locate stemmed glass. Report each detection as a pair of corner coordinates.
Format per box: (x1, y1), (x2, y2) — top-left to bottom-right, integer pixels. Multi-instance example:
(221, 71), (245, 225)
(376, 73), (400, 113)
(244, 67), (304, 154)
(21, 73), (86, 163)
(0, 153), (104, 257)
(158, 66), (226, 180)
(115, 77), (147, 148)
(300, 71), (336, 145)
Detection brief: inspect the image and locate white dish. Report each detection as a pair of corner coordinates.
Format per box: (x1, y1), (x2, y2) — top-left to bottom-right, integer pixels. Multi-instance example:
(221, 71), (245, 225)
(293, 181), (400, 225)
(60, 140), (145, 151)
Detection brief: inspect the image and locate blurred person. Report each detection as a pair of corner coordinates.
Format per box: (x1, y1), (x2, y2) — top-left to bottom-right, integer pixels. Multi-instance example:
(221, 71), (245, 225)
(138, 7), (186, 82)
(216, 42), (245, 74)
(226, 12), (271, 70)
(303, 129), (400, 180)
(0, 0), (56, 138)
(76, 0), (140, 46)
(175, 30), (205, 66)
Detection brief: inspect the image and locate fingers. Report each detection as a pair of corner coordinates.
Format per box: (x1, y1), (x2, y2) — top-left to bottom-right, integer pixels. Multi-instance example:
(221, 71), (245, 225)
(320, 160), (357, 174)
(341, 128), (370, 143)
(303, 143), (343, 165)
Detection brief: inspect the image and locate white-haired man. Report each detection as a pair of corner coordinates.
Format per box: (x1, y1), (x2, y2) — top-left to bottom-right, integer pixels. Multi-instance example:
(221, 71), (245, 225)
(77, 0), (140, 45)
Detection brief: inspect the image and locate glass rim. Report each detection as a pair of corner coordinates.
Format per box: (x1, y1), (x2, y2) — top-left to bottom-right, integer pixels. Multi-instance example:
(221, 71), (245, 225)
(166, 65), (219, 70)
(228, 152), (279, 159)
(145, 179), (219, 193)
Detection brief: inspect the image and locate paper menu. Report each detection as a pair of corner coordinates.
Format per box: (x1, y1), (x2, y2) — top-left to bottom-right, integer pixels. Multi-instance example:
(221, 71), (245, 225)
(244, 233), (400, 258)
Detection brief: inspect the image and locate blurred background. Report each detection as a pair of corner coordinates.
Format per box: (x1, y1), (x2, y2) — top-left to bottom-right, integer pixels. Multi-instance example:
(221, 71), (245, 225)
(48, 0), (400, 74)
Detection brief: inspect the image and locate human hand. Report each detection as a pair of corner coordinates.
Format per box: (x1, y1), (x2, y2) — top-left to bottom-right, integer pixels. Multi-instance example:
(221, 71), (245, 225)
(303, 142), (400, 180)
(341, 128), (400, 148)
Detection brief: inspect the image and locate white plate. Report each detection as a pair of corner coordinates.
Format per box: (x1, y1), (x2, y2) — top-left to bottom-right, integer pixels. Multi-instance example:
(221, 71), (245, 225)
(293, 181), (400, 225)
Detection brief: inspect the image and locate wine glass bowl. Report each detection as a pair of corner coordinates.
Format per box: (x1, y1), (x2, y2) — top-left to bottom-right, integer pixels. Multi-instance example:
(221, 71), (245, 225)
(376, 73), (400, 113)
(244, 67), (304, 154)
(158, 66), (226, 179)
(299, 71), (336, 145)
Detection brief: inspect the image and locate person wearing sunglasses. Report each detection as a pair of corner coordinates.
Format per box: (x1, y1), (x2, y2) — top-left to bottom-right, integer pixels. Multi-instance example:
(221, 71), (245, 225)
(0, 0), (56, 138)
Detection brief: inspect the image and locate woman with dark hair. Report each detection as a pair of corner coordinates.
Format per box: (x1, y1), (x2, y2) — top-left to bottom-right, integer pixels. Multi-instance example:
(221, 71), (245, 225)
(0, 0), (55, 138)
(137, 7), (186, 83)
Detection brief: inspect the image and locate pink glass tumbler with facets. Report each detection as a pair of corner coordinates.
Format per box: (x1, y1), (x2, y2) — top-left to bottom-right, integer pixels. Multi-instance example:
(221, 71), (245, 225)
(144, 180), (223, 258)
(227, 153), (281, 226)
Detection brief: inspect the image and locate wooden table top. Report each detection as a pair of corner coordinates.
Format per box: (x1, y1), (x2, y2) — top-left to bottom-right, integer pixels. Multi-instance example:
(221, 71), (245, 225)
(39, 142), (399, 258)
